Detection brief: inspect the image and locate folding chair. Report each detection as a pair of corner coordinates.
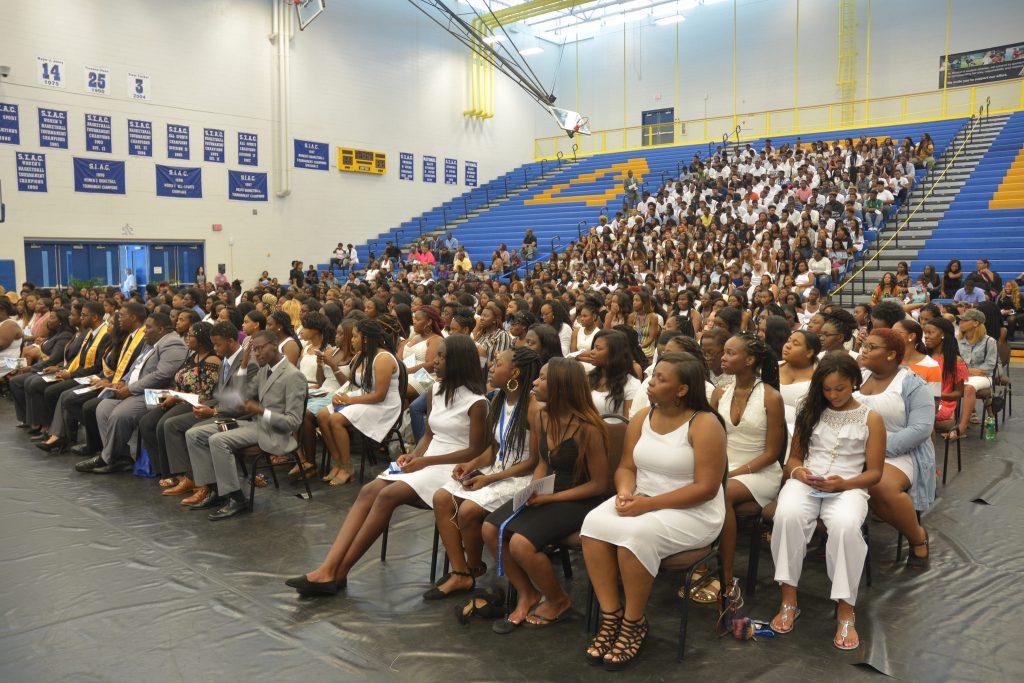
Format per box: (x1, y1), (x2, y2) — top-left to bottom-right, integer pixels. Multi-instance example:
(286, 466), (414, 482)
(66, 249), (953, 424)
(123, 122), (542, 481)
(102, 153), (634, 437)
(233, 393), (312, 512)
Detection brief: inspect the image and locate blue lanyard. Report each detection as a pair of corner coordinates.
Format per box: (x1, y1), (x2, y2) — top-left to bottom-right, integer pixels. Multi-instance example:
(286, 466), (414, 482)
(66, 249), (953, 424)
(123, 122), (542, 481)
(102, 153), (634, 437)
(496, 401), (510, 469)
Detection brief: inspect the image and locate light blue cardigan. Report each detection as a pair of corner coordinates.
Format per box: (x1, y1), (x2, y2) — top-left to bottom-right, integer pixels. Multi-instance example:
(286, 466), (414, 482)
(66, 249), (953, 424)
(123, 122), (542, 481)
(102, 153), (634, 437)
(885, 370), (937, 512)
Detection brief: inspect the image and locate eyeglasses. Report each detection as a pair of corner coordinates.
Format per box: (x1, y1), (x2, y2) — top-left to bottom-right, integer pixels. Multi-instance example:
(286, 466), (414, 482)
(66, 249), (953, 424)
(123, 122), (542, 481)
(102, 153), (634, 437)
(861, 342), (884, 352)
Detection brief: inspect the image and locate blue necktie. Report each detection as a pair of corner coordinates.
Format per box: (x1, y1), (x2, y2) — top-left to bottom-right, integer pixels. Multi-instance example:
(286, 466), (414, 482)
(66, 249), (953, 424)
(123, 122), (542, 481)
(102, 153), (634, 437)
(221, 361), (231, 387)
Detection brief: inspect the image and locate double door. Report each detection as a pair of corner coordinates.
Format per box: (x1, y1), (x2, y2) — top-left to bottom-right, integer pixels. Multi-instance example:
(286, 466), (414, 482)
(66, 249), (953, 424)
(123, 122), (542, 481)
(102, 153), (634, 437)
(23, 240), (205, 288)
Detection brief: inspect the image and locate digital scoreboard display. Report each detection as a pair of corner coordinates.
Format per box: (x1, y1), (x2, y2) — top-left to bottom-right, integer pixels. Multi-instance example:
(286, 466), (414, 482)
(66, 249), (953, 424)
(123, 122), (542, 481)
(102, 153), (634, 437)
(338, 147), (386, 175)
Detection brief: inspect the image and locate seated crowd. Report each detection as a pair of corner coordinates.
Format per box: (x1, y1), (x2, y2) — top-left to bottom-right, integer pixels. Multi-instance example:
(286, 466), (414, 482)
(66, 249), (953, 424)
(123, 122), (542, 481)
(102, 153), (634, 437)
(0, 131), (1009, 670)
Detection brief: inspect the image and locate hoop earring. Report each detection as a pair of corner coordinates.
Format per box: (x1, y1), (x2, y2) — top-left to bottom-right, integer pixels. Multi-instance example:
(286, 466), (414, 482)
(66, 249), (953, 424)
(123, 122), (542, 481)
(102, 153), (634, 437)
(506, 378), (519, 393)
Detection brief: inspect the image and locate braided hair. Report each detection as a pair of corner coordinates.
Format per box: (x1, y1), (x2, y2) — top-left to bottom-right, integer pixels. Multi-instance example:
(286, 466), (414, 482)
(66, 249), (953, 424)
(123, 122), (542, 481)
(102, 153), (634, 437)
(794, 352), (862, 455)
(488, 347), (542, 465)
(270, 310), (299, 346)
(353, 318), (396, 394)
(374, 312), (403, 352)
(732, 332), (780, 390)
(924, 317), (960, 388)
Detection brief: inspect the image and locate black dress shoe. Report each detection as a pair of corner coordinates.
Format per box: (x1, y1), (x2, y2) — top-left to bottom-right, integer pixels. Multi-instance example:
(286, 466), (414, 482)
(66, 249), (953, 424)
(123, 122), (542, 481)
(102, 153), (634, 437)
(70, 445), (93, 457)
(93, 458), (133, 474)
(35, 439), (64, 453)
(188, 491), (223, 510)
(208, 497), (249, 521)
(27, 428), (43, 437)
(75, 455), (106, 473)
(285, 575), (344, 596)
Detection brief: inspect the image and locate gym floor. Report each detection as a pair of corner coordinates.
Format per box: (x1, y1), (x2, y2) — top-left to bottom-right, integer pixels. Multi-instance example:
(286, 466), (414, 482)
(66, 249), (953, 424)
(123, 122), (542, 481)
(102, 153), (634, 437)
(1, 384), (1021, 683)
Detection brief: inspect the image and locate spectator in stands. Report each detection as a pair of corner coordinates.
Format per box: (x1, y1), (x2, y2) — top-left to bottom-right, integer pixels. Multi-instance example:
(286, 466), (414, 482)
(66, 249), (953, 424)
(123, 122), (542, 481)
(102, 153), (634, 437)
(953, 276), (988, 310)
(971, 258), (1001, 300)
(453, 247), (472, 274)
(913, 133), (935, 170)
(288, 261), (304, 288)
(941, 259), (963, 298)
(521, 229), (538, 261)
(623, 170), (640, 211)
(997, 281), (1022, 340)
(871, 273), (902, 305)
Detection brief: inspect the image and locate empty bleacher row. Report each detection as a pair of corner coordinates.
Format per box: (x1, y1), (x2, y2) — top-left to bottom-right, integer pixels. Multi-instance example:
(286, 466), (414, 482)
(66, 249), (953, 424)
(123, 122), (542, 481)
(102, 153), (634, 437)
(912, 111), (1024, 280)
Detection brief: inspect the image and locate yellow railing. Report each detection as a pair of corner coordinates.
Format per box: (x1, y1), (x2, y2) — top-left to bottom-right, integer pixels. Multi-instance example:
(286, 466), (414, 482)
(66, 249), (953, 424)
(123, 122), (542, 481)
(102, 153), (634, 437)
(534, 78), (1024, 160)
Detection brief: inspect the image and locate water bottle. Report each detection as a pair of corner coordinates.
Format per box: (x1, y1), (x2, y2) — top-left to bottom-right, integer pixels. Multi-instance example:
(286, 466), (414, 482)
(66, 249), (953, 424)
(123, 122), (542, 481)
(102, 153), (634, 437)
(983, 415), (997, 441)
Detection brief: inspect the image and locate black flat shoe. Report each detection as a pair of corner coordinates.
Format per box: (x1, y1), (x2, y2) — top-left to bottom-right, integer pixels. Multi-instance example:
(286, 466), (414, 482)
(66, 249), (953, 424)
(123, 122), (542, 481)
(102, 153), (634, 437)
(208, 497), (249, 521)
(93, 458), (133, 474)
(907, 529), (930, 569)
(74, 455), (105, 472)
(35, 439), (64, 453)
(423, 570), (475, 600)
(29, 433), (49, 442)
(70, 445), (93, 457)
(285, 575), (343, 596)
(27, 427), (43, 437)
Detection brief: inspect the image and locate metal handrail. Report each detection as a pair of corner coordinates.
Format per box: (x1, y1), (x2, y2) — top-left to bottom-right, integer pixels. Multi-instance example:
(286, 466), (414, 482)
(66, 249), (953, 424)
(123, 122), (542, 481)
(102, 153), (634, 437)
(829, 114), (982, 301)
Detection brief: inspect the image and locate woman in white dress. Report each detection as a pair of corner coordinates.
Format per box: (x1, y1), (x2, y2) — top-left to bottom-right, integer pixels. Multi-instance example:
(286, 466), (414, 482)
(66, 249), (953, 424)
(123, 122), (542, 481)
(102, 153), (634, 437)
(266, 311), (301, 367)
(704, 333), (785, 602)
(0, 299), (24, 361)
(581, 352), (727, 670)
(854, 328), (933, 568)
(428, 347), (543, 602)
(779, 330), (820, 438)
(286, 334), (489, 597)
(569, 302), (600, 372)
(589, 330), (642, 417)
(540, 300), (573, 357)
(396, 305), (443, 399)
(771, 353), (885, 651)
(316, 317), (403, 486)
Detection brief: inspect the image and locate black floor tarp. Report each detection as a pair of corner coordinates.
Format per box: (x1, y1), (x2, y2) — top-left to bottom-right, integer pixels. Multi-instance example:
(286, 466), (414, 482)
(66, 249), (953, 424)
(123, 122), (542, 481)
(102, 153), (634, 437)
(2, 385), (1023, 683)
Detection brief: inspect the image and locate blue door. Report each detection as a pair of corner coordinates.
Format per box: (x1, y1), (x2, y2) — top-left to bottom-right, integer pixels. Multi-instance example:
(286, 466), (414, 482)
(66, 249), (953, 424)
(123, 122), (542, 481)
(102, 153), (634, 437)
(24, 242), (59, 288)
(57, 243), (91, 287)
(177, 243), (205, 284)
(118, 244), (149, 288)
(147, 244), (173, 284)
(642, 108), (674, 147)
(88, 243), (117, 286)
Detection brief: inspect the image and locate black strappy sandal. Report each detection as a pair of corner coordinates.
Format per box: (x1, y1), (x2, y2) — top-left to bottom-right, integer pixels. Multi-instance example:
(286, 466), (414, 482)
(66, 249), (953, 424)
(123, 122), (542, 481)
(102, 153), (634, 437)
(422, 569), (475, 600)
(603, 615), (648, 671)
(453, 588), (506, 625)
(585, 607), (623, 665)
(907, 529), (930, 569)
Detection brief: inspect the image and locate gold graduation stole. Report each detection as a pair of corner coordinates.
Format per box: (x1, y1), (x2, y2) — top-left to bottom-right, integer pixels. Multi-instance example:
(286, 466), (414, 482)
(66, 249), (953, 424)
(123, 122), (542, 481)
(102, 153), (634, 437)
(111, 328), (145, 382)
(67, 323), (108, 373)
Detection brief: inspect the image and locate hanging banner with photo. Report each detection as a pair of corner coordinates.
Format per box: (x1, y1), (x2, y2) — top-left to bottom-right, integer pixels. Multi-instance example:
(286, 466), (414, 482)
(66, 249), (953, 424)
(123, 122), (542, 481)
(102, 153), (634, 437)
(16, 152), (47, 192)
(73, 157), (125, 194)
(0, 103), (19, 144)
(939, 42), (1024, 88)
(204, 128), (224, 163)
(399, 152), (414, 181)
(294, 139), (328, 170)
(423, 155), (436, 183)
(465, 161), (477, 187)
(38, 108), (68, 149)
(228, 170), (268, 201)
(444, 158), (458, 185)
(238, 132), (258, 166)
(155, 164), (202, 198)
(84, 113), (112, 153)
(167, 124), (190, 159)
(128, 119), (152, 157)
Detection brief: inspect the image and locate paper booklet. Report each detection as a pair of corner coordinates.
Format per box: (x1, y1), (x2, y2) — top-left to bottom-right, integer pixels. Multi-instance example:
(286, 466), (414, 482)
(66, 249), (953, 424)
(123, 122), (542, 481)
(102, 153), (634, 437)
(512, 474), (556, 511)
(145, 389), (202, 407)
(74, 376), (99, 385)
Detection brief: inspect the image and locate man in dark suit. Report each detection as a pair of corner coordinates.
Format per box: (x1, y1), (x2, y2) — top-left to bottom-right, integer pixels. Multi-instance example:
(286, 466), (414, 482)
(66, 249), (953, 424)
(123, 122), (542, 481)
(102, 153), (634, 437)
(12, 302), (84, 429)
(185, 330), (305, 520)
(77, 313), (188, 474)
(30, 302), (111, 451)
(159, 322), (257, 497)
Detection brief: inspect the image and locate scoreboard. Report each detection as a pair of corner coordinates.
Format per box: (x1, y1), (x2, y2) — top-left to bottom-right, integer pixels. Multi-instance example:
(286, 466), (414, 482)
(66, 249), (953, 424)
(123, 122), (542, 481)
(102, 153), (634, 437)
(338, 148), (386, 175)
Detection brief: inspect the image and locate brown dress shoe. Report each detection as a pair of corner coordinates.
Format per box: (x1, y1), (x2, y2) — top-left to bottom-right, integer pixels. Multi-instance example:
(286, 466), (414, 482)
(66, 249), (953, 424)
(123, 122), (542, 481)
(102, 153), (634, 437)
(163, 476), (196, 496)
(181, 485), (210, 506)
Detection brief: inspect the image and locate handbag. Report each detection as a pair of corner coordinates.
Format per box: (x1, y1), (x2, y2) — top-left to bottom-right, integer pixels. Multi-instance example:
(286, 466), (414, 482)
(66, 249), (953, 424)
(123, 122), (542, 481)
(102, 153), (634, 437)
(133, 446), (157, 478)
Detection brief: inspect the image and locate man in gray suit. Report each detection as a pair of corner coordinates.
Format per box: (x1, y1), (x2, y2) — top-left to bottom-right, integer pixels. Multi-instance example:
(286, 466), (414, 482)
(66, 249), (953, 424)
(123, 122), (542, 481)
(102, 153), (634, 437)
(185, 330), (306, 520)
(160, 322), (258, 499)
(77, 313), (188, 474)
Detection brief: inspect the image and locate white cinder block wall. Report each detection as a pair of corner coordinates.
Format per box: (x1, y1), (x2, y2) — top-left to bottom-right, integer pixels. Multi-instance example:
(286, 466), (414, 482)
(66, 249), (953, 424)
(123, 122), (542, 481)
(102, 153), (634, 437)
(0, 0), (547, 285)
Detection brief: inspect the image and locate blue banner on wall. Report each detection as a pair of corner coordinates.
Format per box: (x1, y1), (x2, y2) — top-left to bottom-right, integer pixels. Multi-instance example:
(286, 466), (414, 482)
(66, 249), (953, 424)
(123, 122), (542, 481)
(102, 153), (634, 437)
(465, 161), (478, 187)
(423, 155), (436, 183)
(156, 164), (202, 198)
(228, 170), (268, 201)
(73, 157), (125, 194)
(84, 114), (112, 153)
(128, 119), (152, 157)
(399, 152), (414, 181)
(238, 132), (258, 166)
(167, 124), (190, 160)
(204, 128), (224, 163)
(37, 108), (68, 149)
(444, 158), (457, 185)
(0, 103), (19, 144)
(294, 139), (328, 170)
(16, 152), (47, 192)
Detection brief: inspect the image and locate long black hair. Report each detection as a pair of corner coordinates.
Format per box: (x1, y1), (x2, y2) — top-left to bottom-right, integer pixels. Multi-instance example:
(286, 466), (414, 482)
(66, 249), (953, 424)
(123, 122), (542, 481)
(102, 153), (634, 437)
(488, 346), (542, 464)
(794, 352), (862, 455)
(300, 311), (333, 351)
(353, 319), (396, 393)
(656, 352), (725, 429)
(543, 299), (570, 332)
(924, 317), (960, 388)
(589, 329), (633, 413)
(665, 335), (712, 384)
(437, 334), (486, 406)
(763, 315), (791, 360)
(731, 332), (780, 390)
(189, 322), (217, 357)
(270, 310), (299, 345)
(527, 323), (563, 364)
(394, 303), (413, 340)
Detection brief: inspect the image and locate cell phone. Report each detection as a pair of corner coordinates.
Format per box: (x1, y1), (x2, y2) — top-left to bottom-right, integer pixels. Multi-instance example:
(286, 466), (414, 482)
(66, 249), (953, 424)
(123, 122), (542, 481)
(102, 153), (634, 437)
(461, 469), (484, 482)
(804, 474), (824, 482)
(387, 462), (402, 474)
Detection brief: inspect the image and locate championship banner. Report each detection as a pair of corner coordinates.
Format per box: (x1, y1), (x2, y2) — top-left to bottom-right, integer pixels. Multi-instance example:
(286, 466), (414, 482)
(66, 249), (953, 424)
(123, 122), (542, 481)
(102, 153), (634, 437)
(399, 152), (414, 181)
(0, 103), (19, 144)
(128, 119), (152, 157)
(16, 152), (47, 192)
(167, 124), (190, 160)
(228, 170), (268, 201)
(423, 155), (436, 183)
(73, 157), (125, 194)
(38, 108), (68, 149)
(85, 113), (112, 153)
(156, 164), (202, 198)
(940, 42), (1024, 88)
(238, 132), (258, 166)
(204, 128), (224, 163)
(294, 139), (328, 170)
